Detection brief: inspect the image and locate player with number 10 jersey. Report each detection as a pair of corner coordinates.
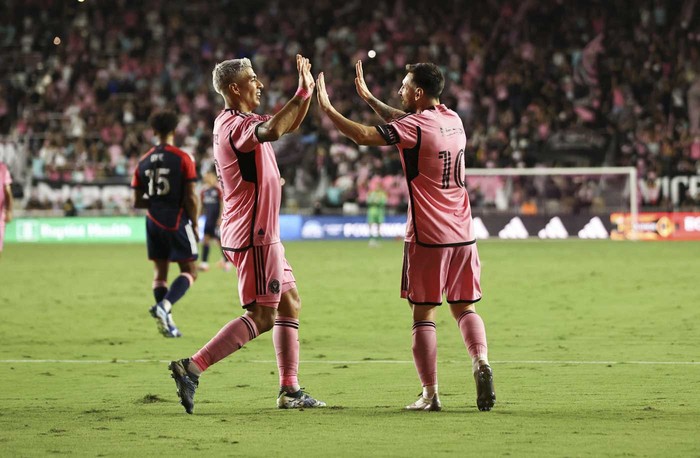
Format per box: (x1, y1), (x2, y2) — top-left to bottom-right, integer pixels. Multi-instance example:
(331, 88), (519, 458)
(376, 106), (474, 246)
(316, 61), (495, 412)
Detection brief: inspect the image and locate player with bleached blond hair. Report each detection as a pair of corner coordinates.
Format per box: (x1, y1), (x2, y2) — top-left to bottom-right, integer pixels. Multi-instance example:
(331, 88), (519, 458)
(168, 54), (326, 414)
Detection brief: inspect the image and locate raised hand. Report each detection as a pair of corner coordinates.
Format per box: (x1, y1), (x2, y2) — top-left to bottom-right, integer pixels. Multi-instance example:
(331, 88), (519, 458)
(296, 54), (315, 94)
(316, 72), (331, 112)
(355, 60), (373, 101)
(354, 59), (405, 122)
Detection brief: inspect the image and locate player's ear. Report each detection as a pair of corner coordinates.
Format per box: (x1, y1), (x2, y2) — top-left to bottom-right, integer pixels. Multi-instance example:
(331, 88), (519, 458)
(415, 87), (424, 101)
(230, 82), (240, 96)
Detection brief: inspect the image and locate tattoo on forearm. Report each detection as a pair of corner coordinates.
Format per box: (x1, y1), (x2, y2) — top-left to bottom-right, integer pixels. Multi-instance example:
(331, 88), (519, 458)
(367, 97), (404, 122)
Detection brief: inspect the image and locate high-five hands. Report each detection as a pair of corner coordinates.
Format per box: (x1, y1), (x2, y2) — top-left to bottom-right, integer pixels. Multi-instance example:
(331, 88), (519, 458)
(296, 54), (315, 95)
(354, 60), (373, 101)
(315, 72), (331, 112)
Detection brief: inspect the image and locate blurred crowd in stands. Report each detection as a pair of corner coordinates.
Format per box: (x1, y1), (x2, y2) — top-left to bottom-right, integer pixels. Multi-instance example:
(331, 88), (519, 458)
(1, 0), (699, 215)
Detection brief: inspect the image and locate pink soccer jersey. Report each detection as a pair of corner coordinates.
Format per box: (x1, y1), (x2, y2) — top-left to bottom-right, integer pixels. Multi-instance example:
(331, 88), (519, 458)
(0, 162), (11, 221)
(376, 104), (475, 246)
(212, 109), (281, 251)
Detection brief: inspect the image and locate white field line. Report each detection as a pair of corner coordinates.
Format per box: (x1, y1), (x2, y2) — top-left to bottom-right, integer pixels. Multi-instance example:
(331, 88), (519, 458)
(0, 359), (699, 365)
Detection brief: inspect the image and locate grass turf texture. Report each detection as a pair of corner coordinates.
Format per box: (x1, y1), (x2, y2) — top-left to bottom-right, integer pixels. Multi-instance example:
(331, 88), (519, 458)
(0, 240), (698, 457)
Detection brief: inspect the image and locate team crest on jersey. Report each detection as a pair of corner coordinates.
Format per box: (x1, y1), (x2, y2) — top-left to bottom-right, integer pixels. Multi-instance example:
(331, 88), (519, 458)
(269, 279), (280, 294)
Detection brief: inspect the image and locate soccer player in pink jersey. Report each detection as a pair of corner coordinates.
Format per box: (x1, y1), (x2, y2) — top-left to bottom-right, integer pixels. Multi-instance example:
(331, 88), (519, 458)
(316, 61), (496, 412)
(168, 54), (326, 413)
(0, 161), (13, 257)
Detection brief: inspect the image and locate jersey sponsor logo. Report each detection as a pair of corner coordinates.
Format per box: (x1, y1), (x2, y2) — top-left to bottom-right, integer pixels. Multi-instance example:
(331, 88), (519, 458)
(498, 217), (529, 239)
(269, 279), (280, 294)
(538, 217), (569, 239)
(578, 216), (609, 239)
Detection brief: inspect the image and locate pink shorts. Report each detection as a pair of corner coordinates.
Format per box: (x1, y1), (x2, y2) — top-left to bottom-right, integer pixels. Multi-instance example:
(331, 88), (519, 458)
(226, 242), (296, 308)
(401, 242), (482, 306)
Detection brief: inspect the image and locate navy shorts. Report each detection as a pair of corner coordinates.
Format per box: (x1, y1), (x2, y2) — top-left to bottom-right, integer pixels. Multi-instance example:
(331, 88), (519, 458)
(146, 218), (199, 262)
(203, 218), (219, 238)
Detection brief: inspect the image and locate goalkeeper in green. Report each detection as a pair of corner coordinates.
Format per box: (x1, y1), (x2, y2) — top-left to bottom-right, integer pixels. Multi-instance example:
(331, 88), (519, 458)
(367, 182), (387, 247)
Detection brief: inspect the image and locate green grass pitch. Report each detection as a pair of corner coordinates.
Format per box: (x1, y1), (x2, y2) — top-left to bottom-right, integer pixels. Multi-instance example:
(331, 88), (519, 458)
(0, 239), (699, 456)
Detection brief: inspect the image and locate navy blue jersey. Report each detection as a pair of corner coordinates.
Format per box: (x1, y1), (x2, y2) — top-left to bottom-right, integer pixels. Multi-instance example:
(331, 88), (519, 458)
(132, 144), (197, 230)
(200, 186), (223, 221)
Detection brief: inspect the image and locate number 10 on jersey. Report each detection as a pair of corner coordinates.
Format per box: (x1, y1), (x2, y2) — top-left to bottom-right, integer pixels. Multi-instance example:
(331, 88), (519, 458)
(438, 149), (465, 189)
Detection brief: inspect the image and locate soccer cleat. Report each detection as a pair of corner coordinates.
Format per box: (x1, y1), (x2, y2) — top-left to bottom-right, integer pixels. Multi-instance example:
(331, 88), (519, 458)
(197, 262), (210, 272)
(474, 364), (496, 411)
(165, 312), (182, 338)
(169, 359), (199, 414)
(276, 389), (327, 409)
(405, 394), (442, 411)
(149, 302), (181, 338)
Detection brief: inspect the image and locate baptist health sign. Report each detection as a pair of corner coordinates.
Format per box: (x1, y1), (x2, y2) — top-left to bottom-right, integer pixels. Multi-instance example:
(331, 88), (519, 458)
(8, 217), (146, 243)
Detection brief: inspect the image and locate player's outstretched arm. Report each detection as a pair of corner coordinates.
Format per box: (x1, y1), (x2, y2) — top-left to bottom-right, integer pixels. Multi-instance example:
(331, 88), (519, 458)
(288, 55), (315, 132)
(257, 54), (315, 142)
(355, 60), (405, 123)
(317, 72), (387, 147)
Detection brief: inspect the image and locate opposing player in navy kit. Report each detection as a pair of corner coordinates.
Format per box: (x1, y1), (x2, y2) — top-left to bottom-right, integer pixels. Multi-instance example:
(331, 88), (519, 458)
(198, 169), (231, 272)
(132, 110), (200, 338)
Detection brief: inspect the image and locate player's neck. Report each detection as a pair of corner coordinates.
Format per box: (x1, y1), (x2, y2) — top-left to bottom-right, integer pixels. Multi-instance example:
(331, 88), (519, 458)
(157, 133), (174, 145)
(225, 98), (254, 113)
(415, 99), (440, 114)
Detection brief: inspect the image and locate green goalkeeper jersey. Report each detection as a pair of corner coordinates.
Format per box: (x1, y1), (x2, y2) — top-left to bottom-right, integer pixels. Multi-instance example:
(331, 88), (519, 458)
(367, 189), (387, 223)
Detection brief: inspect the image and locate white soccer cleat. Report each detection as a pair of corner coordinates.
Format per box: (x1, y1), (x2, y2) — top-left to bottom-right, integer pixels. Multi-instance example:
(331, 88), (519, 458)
(406, 394), (442, 411)
(165, 312), (182, 338)
(149, 302), (182, 338)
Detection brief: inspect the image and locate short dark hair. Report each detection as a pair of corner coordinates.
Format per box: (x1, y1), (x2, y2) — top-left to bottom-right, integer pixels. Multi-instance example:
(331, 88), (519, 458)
(149, 110), (179, 137)
(405, 63), (444, 99)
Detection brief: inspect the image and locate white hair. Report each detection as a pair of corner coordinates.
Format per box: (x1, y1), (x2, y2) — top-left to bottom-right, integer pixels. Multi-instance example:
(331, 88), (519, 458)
(212, 58), (252, 95)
